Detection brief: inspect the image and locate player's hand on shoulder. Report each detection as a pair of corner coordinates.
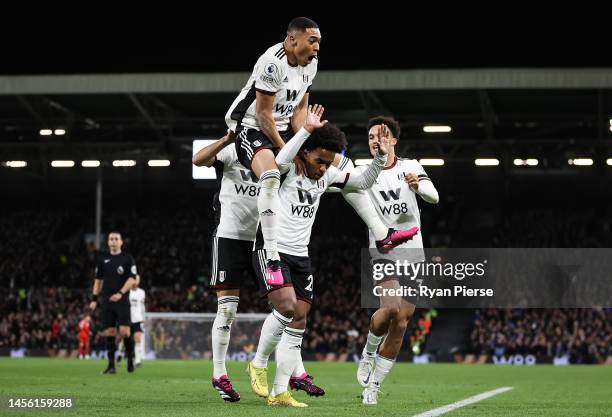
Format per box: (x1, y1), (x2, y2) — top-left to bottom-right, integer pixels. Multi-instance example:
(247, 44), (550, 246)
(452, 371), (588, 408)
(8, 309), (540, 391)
(89, 301), (97, 311)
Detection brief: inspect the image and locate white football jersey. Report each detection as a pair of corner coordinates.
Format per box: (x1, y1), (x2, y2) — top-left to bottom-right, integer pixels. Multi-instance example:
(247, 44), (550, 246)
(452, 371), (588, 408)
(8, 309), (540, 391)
(225, 43), (318, 133)
(212, 144), (259, 241)
(353, 157), (429, 250)
(256, 164), (348, 257)
(129, 288), (146, 324)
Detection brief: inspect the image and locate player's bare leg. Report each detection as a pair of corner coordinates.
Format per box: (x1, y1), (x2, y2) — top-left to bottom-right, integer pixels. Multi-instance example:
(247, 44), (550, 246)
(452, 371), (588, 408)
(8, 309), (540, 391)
(379, 303), (415, 359)
(357, 279), (402, 387)
(361, 280), (415, 405)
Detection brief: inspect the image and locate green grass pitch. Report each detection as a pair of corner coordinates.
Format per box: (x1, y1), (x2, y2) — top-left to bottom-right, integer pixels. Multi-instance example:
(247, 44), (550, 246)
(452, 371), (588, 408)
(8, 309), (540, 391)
(1, 358), (611, 416)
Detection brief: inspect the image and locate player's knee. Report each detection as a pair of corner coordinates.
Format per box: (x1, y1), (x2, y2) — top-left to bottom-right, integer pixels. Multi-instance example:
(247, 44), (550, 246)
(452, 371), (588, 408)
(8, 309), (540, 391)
(258, 169), (281, 192)
(381, 306), (401, 320)
(394, 316), (410, 332)
(291, 315), (307, 329)
(119, 328), (130, 338)
(275, 301), (295, 319)
(398, 306), (415, 322)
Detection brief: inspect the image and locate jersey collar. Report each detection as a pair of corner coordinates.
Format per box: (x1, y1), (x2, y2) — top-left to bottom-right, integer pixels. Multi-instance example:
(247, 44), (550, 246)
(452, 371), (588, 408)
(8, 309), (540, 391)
(384, 156), (398, 170)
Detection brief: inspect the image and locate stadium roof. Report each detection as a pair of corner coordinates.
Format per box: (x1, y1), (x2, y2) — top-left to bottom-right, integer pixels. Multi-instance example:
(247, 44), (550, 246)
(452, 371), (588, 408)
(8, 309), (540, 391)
(1, 69), (611, 162)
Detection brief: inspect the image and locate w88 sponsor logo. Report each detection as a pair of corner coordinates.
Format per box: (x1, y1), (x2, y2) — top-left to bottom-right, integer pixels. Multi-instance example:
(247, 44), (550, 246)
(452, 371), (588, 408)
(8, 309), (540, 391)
(291, 204), (315, 218)
(379, 203), (410, 216)
(235, 184), (260, 196)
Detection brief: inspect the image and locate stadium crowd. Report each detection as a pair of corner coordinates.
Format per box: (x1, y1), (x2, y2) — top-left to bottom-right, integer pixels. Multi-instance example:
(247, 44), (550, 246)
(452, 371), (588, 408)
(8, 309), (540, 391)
(2, 201), (610, 363)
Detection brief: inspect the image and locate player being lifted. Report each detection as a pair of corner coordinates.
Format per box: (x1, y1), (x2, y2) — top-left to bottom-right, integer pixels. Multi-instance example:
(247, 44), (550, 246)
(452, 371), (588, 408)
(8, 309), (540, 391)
(354, 116), (439, 405)
(193, 107), (328, 402)
(225, 17), (411, 288)
(195, 106), (418, 402)
(246, 113), (417, 407)
(225, 16), (321, 285)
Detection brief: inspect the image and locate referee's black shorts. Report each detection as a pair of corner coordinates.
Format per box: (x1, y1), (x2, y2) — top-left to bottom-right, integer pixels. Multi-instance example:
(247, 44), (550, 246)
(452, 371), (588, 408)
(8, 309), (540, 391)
(101, 300), (131, 328)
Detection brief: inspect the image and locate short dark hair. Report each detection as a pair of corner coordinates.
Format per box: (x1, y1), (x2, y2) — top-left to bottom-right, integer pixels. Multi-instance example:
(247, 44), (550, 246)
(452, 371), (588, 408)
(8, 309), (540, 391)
(368, 116), (401, 139)
(287, 17), (319, 33)
(302, 124), (347, 153)
(108, 231), (122, 238)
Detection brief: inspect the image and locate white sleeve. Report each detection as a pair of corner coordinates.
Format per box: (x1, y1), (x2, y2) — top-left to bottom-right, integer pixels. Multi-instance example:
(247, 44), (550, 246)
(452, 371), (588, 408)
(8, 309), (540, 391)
(326, 166), (349, 188)
(275, 128), (311, 166)
(341, 154), (387, 191)
(254, 56), (285, 93)
(215, 144), (235, 165)
(416, 178), (439, 204)
(413, 161), (430, 181)
(412, 161), (439, 204)
(277, 162), (294, 175)
(326, 155), (353, 193)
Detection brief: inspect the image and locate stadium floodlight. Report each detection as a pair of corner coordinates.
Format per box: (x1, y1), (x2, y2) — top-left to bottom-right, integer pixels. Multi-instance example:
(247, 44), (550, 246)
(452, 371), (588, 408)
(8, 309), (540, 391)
(39, 129), (53, 136)
(423, 125), (452, 133)
(3, 160), (27, 168)
(475, 158), (499, 166)
(354, 159), (373, 166)
(81, 160), (100, 168)
(54, 129), (66, 136)
(113, 160), (136, 167)
(568, 158), (593, 166)
(607, 159), (612, 166)
(609, 125), (612, 132)
(513, 158), (539, 166)
(51, 160), (75, 168)
(419, 158), (445, 166)
(148, 159), (171, 167)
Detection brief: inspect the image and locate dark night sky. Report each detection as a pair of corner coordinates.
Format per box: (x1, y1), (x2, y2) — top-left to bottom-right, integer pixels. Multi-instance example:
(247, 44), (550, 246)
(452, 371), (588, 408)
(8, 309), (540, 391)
(3, 9), (611, 74)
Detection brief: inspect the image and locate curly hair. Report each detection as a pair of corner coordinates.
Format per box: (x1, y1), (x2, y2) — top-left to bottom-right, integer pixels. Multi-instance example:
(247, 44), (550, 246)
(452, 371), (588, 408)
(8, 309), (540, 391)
(302, 123), (347, 153)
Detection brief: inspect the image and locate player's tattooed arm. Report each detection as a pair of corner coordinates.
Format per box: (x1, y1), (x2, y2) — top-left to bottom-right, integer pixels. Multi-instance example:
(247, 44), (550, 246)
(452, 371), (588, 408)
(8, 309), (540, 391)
(192, 130), (235, 167)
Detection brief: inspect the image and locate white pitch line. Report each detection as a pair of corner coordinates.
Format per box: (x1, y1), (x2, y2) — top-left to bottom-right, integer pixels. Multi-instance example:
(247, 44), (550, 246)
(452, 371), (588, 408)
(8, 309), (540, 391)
(412, 386), (514, 417)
